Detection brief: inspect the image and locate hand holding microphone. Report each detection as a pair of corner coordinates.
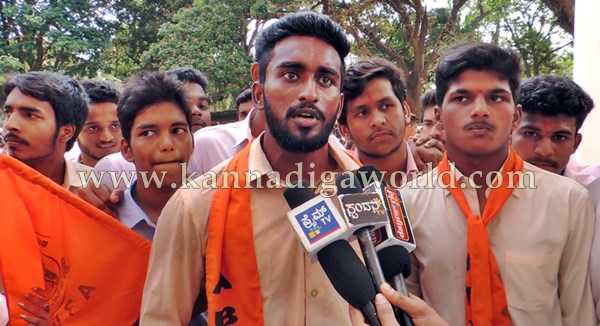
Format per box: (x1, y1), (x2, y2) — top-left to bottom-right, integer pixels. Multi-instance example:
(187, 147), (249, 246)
(349, 284), (449, 326)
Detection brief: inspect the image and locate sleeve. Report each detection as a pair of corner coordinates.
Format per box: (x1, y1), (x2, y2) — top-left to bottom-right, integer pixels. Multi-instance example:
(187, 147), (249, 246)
(587, 180), (600, 323)
(139, 189), (209, 325)
(559, 188), (597, 325)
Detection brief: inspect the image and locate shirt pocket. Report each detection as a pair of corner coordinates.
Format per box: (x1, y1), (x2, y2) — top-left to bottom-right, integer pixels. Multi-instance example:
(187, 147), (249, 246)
(504, 251), (560, 313)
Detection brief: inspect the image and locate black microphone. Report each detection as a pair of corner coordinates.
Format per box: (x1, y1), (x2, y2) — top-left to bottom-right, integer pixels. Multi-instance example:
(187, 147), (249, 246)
(378, 245), (414, 326)
(319, 240), (382, 326)
(336, 171), (388, 290)
(284, 182), (349, 262)
(284, 183), (381, 325)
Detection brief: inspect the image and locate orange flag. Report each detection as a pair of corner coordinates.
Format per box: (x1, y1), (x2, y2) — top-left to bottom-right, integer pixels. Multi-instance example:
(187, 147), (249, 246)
(0, 155), (151, 325)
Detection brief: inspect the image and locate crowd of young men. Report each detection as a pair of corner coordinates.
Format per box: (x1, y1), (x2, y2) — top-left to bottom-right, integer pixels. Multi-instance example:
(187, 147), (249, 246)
(1, 10), (600, 326)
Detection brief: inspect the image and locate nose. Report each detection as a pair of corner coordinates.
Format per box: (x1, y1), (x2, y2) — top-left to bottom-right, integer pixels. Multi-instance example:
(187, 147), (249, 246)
(158, 133), (175, 152)
(534, 137), (554, 157)
(370, 110), (387, 127)
(431, 122), (444, 140)
(98, 127), (114, 142)
(3, 113), (20, 132)
(470, 96), (490, 118)
(298, 78), (319, 103)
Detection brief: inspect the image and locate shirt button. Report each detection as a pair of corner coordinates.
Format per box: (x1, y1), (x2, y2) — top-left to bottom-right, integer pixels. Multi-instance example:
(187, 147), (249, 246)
(310, 289), (319, 297)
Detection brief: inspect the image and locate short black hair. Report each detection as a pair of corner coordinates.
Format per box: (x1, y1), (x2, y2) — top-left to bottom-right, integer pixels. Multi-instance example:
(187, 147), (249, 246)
(254, 11), (351, 85)
(118, 71), (192, 145)
(340, 58), (407, 125)
(166, 67), (209, 91)
(435, 43), (521, 106)
(420, 89), (436, 109)
(234, 88), (252, 111)
(81, 79), (120, 105)
(4, 71), (88, 151)
(519, 75), (594, 131)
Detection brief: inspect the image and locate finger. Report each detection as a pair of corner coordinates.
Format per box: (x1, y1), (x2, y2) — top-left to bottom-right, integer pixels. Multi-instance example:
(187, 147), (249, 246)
(413, 134), (431, 146)
(24, 293), (49, 312)
(110, 189), (124, 204)
(348, 305), (368, 326)
(71, 185), (118, 217)
(20, 313), (43, 325)
(374, 293), (399, 325)
(19, 301), (49, 320)
(424, 139), (445, 152)
(31, 287), (49, 299)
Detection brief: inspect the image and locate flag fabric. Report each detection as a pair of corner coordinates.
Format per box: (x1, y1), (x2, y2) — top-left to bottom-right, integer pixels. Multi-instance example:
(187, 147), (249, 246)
(0, 155), (151, 325)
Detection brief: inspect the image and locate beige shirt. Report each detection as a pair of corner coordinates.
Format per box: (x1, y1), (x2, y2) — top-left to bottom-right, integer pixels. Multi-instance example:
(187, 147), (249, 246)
(401, 162), (596, 326)
(62, 160), (93, 189)
(140, 137), (361, 325)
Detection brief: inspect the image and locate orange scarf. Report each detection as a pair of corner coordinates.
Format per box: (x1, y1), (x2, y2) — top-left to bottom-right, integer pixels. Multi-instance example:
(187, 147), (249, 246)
(438, 150), (523, 326)
(205, 142), (264, 325)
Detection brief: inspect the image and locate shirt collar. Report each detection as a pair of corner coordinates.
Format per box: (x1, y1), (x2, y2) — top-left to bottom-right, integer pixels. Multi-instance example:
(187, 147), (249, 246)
(246, 134), (361, 187)
(353, 141), (419, 175)
(62, 160), (92, 189)
(232, 108), (256, 150)
(442, 151), (520, 199)
(118, 181), (157, 230)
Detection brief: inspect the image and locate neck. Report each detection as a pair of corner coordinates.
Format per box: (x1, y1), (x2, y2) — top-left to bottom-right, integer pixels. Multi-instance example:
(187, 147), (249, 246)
(249, 110), (265, 138)
(262, 133), (335, 185)
(131, 177), (177, 225)
(79, 153), (98, 167)
(358, 142), (409, 185)
(23, 153), (67, 186)
(446, 143), (510, 188)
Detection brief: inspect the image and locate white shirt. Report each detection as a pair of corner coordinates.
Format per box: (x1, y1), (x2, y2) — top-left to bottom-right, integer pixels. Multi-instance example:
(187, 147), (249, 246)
(116, 181), (156, 241)
(93, 152), (136, 190)
(402, 161), (596, 326)
(587, 177), (600, 322)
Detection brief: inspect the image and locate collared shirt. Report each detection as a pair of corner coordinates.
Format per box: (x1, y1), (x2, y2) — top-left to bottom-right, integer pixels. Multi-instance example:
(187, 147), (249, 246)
(93, 152), (136, 190)
(63, 160), (94, 189)
(187, 112), (254, 177)
(353, 141), (419, 181)
(564, 157), (599, 186)
(401, 161), (596, 326)
(140, 137), (361, 325)
(587, 177), (600, 322)
(116, 181), (156, 241)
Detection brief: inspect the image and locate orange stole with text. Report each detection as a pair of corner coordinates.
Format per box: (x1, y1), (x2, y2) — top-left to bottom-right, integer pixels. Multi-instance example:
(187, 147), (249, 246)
(0, 155), (151, 325)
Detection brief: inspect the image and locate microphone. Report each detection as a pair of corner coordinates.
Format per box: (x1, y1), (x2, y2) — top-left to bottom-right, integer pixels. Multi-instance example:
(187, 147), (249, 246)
(336, 171), (388, 290)
(319, 240), (382, 326)
(284, 182), (349, 262)
(284, 183), (381, 325)
(356, 165), (416, 253)
(378, 245), (414, 326)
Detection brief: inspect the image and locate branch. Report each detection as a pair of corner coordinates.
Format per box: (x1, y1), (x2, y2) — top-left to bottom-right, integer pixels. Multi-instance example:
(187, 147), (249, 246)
(351, 16), (408, 72)
(424, 0), (469, 72)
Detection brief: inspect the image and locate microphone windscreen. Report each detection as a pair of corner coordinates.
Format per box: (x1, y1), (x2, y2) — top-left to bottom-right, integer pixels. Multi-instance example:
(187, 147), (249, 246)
(318, 240), (377, 308)
(336, 171), (362, 195)
(377, 245), (412, 279)
(283, 181), (313, 209)
(356, 165), (384, 188)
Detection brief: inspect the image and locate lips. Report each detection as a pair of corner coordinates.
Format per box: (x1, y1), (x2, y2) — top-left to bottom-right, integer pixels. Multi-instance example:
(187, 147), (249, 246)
(97, 142), (117, 149)
(464, 121), (494, 131)
(192, 118), (206, 128)
(528, 159), (558, 169)
(368, 130), (394, 142)
(4, 134), (28, 146)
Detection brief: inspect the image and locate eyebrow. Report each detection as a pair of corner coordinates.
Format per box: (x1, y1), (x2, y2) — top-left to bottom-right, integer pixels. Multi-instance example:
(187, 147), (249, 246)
(451, 88), (511, 95)
(3, 105), (42, 114)
(521, 124), (574, 135)
(275, 61), (340, 77)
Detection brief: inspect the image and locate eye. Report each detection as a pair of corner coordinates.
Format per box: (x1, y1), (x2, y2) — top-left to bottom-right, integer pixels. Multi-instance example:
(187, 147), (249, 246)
(356, 109), (367, 117)
(87, 125), (100, 133)
(173, 127), (187, 134)
(110, 122), (121, 130)
(454, 96), (468, 103)
(523, 130), (538, 138)
(318, 76), (332, 86)
(24, 111), (37, 119)
(490, 95), (503, 102)
(381, 103), (393, 110)
(3, 109), (12, 117)
(283, 72), (299, 81)
(140, 130), (156, 137)
(553, 135), (568, 142)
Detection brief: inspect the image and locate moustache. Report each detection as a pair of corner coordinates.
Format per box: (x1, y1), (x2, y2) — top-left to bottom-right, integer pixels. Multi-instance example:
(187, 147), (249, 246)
(285, 103), (325, 121)
(4, 133), (28, 146)
(527, 157), (558, 169)
(464, 120), (495, 131)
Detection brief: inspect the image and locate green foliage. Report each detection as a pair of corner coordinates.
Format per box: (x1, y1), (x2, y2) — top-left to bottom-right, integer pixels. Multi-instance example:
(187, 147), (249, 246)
(0, 0), (118, 77)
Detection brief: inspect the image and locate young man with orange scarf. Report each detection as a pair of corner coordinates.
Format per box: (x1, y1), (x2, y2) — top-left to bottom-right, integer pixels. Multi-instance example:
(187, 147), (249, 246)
(140, 12), (362, 325)
(401, 43), (596, 325)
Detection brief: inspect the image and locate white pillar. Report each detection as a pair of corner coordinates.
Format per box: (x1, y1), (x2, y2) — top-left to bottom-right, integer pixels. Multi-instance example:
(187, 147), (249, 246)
(574, 0), (600, 164)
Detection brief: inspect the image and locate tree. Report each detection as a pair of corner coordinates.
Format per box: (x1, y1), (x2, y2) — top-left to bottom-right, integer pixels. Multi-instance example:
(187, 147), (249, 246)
(540, 0), (573, 35)
(0, 0), (118, 77)
(499, 0), (573, 78)
(142, 0), (300, 103)
(323, 0), (505, 114)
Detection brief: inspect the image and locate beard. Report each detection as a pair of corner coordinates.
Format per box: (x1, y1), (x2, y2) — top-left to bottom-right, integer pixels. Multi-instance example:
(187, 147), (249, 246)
(263, 96), (337, 153)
